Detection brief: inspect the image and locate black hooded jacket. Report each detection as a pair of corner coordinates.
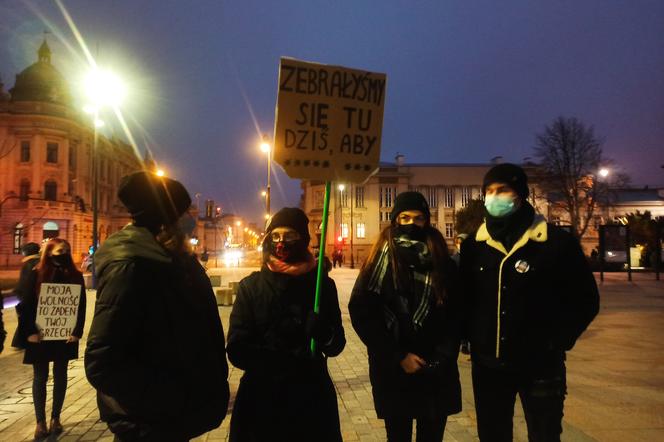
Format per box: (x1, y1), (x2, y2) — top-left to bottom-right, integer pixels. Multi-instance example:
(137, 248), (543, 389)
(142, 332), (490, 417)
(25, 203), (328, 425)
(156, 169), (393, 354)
(84, 225), (229, 441)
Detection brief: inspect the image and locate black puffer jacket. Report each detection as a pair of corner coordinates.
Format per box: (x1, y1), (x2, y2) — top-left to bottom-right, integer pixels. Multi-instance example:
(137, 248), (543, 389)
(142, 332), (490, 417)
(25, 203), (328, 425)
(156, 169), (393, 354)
(227, 265), (345, 442)
(460, 215), (600, 373)
(85, 225), (229, 441)
(349, 256), (462, 419)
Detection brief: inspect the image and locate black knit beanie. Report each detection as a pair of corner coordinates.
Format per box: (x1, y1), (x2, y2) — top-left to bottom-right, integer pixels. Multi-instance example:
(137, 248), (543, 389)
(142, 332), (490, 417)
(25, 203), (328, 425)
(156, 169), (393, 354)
(482, 163), (529, 200)
(118, 171), (192, 230)
(390, 191), (431, 222)
(265, 207), (311, 243)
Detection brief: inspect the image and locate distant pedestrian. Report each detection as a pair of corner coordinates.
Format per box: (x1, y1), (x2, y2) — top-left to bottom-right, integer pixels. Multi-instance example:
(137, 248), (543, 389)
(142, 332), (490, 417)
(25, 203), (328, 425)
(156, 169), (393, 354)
(17, 238), (86, 440)
(85, 171), (229, 441)
(460, 163), (600, 441)
(349, 191), (462, 442)
(227, 207), (346, 442)
(12, 242), (41, 349)
(450, 233), (468, 266)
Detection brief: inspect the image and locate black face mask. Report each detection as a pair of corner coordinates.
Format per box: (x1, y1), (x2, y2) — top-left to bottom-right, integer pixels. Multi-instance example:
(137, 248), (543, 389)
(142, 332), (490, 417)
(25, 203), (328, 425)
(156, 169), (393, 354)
(394, 224), (427, 242)
(51, 254), (70, 267)
(267, 239), (309, 263)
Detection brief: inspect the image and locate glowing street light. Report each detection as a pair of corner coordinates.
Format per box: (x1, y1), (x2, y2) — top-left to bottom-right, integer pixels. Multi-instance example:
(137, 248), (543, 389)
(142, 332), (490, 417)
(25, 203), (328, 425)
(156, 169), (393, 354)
(599, 168), (610, 178)
(82, 67), (127, 288)
(338, 184), (345, 192)
(156, 169), (165, 177)
(84, 68), (127, 108)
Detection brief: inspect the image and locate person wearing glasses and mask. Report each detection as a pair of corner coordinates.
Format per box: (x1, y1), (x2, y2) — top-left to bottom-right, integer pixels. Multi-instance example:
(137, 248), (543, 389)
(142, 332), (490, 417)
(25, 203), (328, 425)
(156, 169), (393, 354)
(17, 238), (86, 439)
(460, 163), (599, 441)
(227, 207), (346, 442)
(349, 192), (462, 442)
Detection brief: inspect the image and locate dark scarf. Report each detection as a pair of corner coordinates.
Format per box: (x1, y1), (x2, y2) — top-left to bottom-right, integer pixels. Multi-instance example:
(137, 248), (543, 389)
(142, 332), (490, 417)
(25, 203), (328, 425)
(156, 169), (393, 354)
(367, 235), (435, 350)
(486, 201), (535, 252)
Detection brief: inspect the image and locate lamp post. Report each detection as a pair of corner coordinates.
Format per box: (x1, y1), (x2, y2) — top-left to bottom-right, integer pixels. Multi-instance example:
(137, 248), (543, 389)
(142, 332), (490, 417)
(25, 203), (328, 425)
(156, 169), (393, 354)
(83, 68), (126, 285)
(260, 136), (272, 220)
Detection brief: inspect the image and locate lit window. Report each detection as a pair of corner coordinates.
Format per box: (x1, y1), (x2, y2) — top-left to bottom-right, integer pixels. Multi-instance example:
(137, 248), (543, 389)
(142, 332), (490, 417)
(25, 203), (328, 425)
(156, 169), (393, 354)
(445, 223), (454, 238)
(355, 186), (365, 208)
(443, 187), (454, 208)
(356, 223), (366, 238)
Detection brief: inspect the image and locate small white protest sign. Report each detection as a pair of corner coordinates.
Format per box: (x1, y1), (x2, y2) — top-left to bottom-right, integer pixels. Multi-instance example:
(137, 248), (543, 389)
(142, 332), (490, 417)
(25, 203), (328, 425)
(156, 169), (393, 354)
(274, 57), (387, 183)
(35, 283), (81, 341)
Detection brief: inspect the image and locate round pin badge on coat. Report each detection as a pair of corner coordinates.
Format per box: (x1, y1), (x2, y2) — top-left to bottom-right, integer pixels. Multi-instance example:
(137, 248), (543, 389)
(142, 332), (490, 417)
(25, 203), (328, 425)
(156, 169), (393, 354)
(514, 259), (530, 273)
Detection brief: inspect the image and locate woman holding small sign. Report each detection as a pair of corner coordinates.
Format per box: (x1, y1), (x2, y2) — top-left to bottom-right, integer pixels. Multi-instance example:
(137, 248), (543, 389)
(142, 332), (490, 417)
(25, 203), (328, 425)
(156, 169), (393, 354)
(17, 238), (86, 440)
(349, 192), (462, 442)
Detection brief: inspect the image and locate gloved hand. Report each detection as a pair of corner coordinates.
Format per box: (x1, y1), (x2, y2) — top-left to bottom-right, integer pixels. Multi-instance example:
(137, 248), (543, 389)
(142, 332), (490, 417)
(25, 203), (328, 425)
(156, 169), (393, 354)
(305, 311), (334, 345)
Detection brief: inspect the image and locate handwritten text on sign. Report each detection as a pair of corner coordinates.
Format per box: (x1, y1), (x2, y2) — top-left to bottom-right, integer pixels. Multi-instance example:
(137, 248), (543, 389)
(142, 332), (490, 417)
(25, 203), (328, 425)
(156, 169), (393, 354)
(36, 283), (81, 340)
(274, 58), (386, 183)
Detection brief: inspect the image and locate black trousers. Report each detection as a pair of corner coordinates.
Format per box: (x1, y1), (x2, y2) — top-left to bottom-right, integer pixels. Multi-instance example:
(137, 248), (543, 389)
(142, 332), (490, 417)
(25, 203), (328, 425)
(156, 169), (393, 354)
(472, 361), (566, 442)
(32, 360), (68, 423)
(384, 417), (447, 442)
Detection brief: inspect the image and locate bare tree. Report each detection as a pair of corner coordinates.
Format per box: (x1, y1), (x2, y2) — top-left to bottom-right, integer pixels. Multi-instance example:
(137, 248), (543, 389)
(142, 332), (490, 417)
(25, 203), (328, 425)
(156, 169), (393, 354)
(534, 116), (627, 239)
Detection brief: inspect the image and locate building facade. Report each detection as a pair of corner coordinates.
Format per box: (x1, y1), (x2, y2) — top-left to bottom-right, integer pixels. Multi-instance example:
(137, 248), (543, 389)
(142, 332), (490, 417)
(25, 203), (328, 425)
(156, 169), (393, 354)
(0, 40), (141, 266)
(301, 155), (549, 266)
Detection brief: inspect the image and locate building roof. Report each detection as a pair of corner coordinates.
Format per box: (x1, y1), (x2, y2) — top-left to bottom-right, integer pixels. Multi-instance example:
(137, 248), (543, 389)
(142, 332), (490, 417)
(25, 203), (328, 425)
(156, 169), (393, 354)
(9, 39), (71, 105)
(613, 188), (664, 205)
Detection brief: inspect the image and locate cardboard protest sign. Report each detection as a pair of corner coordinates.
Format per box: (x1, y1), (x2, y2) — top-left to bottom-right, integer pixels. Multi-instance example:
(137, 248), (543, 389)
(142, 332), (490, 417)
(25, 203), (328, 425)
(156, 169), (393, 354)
(35, 283), (81, 341)
(274, 58), (386, 183)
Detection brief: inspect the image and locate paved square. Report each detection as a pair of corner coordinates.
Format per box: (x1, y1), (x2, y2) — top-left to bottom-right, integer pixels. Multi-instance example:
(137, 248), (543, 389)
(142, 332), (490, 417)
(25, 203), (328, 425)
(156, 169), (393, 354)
(1, 268), (663, 441)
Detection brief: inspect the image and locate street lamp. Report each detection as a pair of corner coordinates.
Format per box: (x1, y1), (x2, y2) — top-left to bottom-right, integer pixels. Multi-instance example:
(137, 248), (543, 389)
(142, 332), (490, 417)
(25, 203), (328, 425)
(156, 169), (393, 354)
(599, 168), (610, 178)
(156, 169), (165, 177)
(83, 67), (126, 285)
(259, 135), (272, 221)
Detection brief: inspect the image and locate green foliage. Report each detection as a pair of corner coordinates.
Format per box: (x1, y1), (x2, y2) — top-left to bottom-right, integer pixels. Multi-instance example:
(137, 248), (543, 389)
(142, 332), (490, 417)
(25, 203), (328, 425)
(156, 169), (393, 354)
(455, 199), (485, 235)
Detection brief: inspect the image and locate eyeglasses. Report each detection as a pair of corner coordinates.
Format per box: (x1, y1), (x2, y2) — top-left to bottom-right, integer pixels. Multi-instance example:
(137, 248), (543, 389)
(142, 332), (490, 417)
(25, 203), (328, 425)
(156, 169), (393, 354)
(270, 231), (301, 243)
(397, 214), (426, 224)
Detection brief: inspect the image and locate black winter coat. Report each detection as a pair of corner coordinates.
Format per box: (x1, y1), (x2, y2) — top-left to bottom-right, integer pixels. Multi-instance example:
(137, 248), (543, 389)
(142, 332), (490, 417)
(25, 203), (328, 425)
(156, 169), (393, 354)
(85, 225), (229, 441)
(349, 256), (462, 419)
(460, 216), (600, 374)
(17, 267), (86, 364)
(226, 265), (345, 442)
(11, 255), (40, 349)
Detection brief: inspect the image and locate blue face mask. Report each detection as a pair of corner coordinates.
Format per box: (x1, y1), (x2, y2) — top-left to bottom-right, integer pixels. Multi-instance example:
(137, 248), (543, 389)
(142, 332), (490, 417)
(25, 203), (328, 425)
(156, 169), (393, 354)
(485, 194), (517, 218)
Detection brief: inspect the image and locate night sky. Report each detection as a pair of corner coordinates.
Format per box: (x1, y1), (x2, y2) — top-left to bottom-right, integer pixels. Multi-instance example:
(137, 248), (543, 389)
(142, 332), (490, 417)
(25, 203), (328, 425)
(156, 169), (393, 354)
(2, 1), (663, 223)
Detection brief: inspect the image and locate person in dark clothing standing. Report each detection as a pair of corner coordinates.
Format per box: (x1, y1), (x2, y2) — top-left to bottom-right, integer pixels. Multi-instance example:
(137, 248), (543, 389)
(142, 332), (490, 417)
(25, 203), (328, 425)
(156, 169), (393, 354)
(460, 163), (600, 441)
(227, 207), (345, 442)
(12, 242), (41, 349)
(85, 171), (229, 441)
(17, 238), (86, 439)
(349, 191), (462, 442)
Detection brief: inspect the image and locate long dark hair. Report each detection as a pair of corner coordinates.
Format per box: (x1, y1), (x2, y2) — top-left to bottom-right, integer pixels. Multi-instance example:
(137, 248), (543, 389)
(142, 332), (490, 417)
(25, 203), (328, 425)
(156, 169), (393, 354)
(34, 238), (80, 290)
(361, 223), (452, 304)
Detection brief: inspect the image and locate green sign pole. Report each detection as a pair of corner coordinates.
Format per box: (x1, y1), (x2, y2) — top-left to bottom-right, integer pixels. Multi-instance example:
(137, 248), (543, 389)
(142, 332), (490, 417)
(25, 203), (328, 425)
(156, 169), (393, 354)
(311, 181), (331, 355)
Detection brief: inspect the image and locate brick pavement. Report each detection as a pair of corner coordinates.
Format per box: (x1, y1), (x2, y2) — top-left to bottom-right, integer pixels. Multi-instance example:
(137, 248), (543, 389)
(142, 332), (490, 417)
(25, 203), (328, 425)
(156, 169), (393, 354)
(1, 268), (663, 441)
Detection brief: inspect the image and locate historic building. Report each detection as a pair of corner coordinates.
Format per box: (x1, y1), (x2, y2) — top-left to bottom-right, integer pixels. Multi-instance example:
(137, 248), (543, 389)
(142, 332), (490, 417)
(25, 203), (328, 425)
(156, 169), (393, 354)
(301, 155), (549, 266)
(0, 40), (141, 266)
(301, 155), (663, 265)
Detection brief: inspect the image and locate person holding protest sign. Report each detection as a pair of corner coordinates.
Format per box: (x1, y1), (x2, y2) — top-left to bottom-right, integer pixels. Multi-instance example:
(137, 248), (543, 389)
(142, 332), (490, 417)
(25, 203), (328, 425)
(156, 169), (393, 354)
(349, 191), (462, 442)
(17, 238), (86, 439)
(227, 207), (345, 442)
(85, 171), (229, 441)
